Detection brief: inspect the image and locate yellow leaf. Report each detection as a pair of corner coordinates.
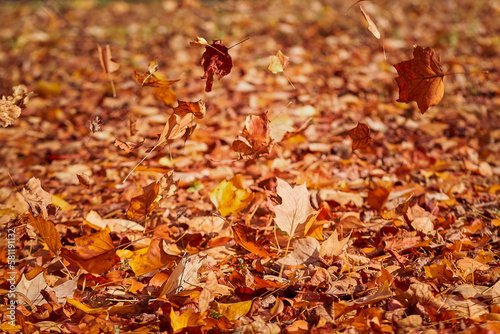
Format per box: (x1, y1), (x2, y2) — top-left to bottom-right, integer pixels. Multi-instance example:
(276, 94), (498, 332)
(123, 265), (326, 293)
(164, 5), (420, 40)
(216, 300), (253, 321)
(52, 195), (75, 211)
(268, 50), (289, 74)
(170, 308), (199, 332)
(210, 174), (254, 216)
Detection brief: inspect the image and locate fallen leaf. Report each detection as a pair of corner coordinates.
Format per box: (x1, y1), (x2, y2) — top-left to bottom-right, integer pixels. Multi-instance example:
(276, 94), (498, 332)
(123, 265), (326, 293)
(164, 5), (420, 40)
(21, 177), (52, 218)
(200, 39), (232, 92)
(232, 223), (273, 257)
(30, 214), (62, 255)
(127, 171), (178, 220)
(355, 280), (392, 305)
(97, 44), (120, 74)
(394, 45), (444, 113)
(348, 122), (373, 151)
(320, 230), (350, 257)
(210, 174), (254, 216)
(277, 237), (320, 265)
(367, 181), (391, 211)
(159, 254), (204, 297)
(216, 300), (253, 322)
(268, 50), (289, 74)
(275, 178), (314, 237)
(170, 308), (199, 332)
(360, 6), (381, 39)
(45, 277), (78, 304)
(129, 238), (177, 276)
(199, 271), (232, 314)
(232, 112), (274, 158)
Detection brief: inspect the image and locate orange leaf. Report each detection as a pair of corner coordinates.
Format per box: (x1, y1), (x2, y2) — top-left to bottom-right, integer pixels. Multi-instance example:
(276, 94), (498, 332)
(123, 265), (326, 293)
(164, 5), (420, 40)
(232, 223), (273, 258)
(173, 99), (206, 119)
(129, 238), (177, 276)
(61, 230), (117, 274)
(232, 112), (273, 158)
(348, 122), (373, 151)
(97, 44), (120, 74)
(133, 71), (179, 88)
(394, 45), (444, 114)
(268, 50), (289, 74)
(30, 214), (62, 256)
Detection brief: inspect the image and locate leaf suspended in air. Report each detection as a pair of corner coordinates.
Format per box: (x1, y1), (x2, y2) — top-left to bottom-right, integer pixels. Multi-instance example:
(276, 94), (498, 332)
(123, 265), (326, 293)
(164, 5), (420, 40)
(275, 178), (314, 238)
(97, 44), (120, 74)
(0, 85), (30, 127)
(173, 99), (206, 119)
(200, 39), (233, 92)
(348, 122), (373, 151)
(360, 6), (381, 39)
(268, 50), (289, 74)
(133, 60), (179, 105)
(21, 177), (53, 218)
(232, 112), (273, 158)
(394, 45), (444, 114)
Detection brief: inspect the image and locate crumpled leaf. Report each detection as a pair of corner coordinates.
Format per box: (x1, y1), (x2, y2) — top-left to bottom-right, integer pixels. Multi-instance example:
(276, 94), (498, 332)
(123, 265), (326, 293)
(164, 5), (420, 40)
(159, 254), (204, 297)
(360, 6), (381, 39)
(60, 230), (117, 274)
(406, 204), (436, 234)
(277, 237), (320, 265)
(127, 171), (178, 220)
(21, 177), (52, 218)
(113, 138), (145, 153)
(348, 122), (373, 151)
(232, 112), (274, 159)
(394, 45), (444, 113)
(129, 238), (177, 276)
(268, 50), (289, 74)
(210, 174), (254, 217)
(275, 178), (314, 237)
(0, 85), (30, 127)
(200, 39), (232, 92)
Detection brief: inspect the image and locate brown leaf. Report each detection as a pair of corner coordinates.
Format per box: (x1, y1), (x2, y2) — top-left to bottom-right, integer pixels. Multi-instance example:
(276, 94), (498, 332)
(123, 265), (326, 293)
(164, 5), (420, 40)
(232, 112), (273, 158)
(394, 45), (444, 113)
(129, 238), (177, 276)
(367, 181), (391, 211)
(173, 99), (206, 119)
(268, 50), (290, 74)
(113, 138), (145, 153)
(30, 214), (62, 255)
(21, 177), (52, 218)
(133, 68), (179, 105)
(97, 44), (120, 74)
(232, 223), (273, 258)
(61, 230), (117, 274)
(277, 237), (320, 266)
(0, 85), (30, 127)
(348, 122), (373, 151)
(159, 254), (204, 297)
(76, 173), (92, 189)
(89, 115), (103, 133)
(360, 6), (381, 39)
(200, 40), (232, 92)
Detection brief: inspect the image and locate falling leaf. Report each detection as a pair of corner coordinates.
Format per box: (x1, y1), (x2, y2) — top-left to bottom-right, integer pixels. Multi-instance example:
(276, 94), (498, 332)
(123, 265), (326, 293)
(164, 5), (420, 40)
(277, 237), (320, 265)
(0, 85), (30, 127)
(200, 39), (232, 92)
(190, 36), (209, 47)
(129, 238), (177, 276)
(97, 44), (120, 74)
(210, 174), (254, 217)
(232, 223), (273, 257)
(60, 230), (117, 274)
(89, 116), (103, 133)
(134, 62), (179, 105)
(275, 178), (314, 237)
(348, 122), (373, 151)
(113, 138), (145, 153)
(126, 171), (178, 220)
(360, 6), (381, 39)
(30, 214), (62, 255)
(394, 45), (444, 113)
(268, 50), (289, 74)
(76, 173), (92, 189)
(173, 99), (206, 119)
(232, 112), (273, 158)
(21, 177), (52, 218)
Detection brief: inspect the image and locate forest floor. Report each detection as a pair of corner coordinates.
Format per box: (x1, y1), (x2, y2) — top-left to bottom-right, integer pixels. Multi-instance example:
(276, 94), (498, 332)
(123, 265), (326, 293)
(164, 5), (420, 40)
(1, 0), (500, 333)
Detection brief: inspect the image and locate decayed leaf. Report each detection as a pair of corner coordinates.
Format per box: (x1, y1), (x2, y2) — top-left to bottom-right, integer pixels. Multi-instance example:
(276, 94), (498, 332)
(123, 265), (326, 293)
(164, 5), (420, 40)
(200, 39), (232, 92)
(277, 237), (320, 265)
(16, 272), (47, 306)
(275, 178), (314, 237)
(173, 99), (206, 119)
(210, 174), (254, 217)
(159, 254), (204, 297)
(268, 50), (289, 74)
(30, 214), (62, 256)
(232, 223), (273, 257)
(360, 6), (381, 39)
(348, 122), (373, 151)
(126, 171), (178, 220)
(60, 230), (117, 274)
(320, 230), (350, 257)
(232, 112), (273, 158)
(129, 238), (177, 276)
(394, 45), (444, 113)
(21, 177), (52, 218)
(97, 44), (120, 74)
(0, 85), (30, 127)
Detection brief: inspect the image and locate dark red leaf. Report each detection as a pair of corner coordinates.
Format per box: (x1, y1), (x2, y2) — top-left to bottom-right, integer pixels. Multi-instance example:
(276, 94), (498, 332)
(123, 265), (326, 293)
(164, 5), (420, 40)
(201, 40), (233, 92)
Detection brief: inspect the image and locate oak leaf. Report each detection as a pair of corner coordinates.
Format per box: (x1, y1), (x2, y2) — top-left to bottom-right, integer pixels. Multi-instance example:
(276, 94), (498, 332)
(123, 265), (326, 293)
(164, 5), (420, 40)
(200, 39), (232, 92)
(275, 178), (314, 237)
(394, 45), (444, 113)
(210, 174), (254, 217)
(232, 112), (273, 158)
(348, 122), (373, 151)
(16, 272), (47, 306)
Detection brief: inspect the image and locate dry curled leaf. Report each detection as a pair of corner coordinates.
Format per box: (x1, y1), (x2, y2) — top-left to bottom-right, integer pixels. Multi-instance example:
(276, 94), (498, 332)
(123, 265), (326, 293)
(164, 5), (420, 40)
(89, 116), (103, 133)
(348, 122), (373, 151)
(200, 40), (232, 92)
(232, 112), (273, 158)
(173, 99), (206, 119)
(134, 62), (179, 105)
(360, 6), (381, 39)
(394, 45), (444, 114)
(190, 36), (209, 47)
(0, 85), (30, 127)
(21, 177), (52, 218)
(114, 138), (145, 153)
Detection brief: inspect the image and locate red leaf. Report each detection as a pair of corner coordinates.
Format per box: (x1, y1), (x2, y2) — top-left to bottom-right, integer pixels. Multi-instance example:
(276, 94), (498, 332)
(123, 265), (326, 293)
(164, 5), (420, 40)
(201, 40), (232, 92)
(394, 45), (444, 114)
(348, 122), (373, 151)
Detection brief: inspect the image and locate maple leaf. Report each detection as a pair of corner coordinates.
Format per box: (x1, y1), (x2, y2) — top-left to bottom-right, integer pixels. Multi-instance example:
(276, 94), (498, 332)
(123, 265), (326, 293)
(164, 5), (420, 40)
(129, 238), (177, 276)
(348, 122), (373, 151)
(275, 178), (314, 237)
(210, 174), (254, 217)
(232, 112), (274, 159)
(277, 237), (320, 266)
(200, 40), (232, 92)
(360, 6), (380, 39)
(159, 254), (204, 297)
(16, 272), (47, 306)
(394, 45), (444, 113)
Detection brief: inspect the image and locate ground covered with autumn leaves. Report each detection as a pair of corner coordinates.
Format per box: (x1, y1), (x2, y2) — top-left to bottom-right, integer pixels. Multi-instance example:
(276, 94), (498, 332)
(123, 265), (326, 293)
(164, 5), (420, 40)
(1, 0), (500, 333)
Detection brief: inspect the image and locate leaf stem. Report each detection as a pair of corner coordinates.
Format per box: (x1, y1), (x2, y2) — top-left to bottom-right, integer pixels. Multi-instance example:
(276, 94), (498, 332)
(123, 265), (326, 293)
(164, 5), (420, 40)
(228, 37), (250, 49)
